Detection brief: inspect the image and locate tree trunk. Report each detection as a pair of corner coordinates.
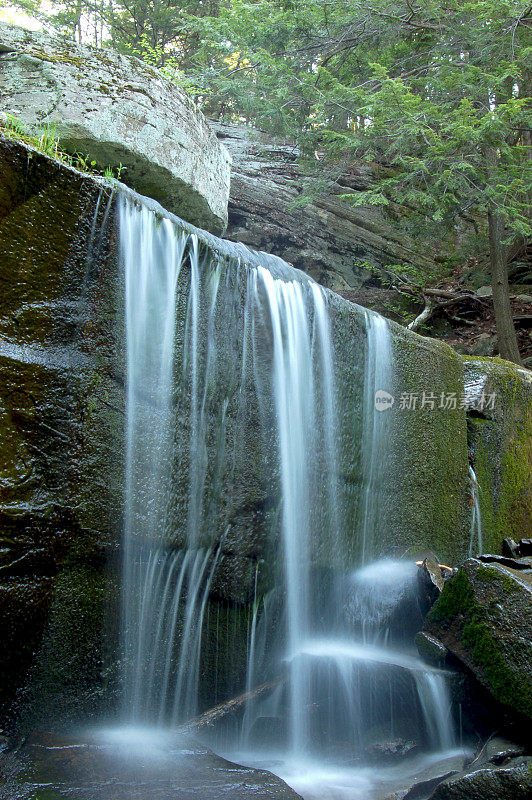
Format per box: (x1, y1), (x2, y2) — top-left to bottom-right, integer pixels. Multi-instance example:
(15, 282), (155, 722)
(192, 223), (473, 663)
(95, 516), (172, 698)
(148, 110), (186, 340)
(484, 145), (522, 365)
(487, 208), (522, 365)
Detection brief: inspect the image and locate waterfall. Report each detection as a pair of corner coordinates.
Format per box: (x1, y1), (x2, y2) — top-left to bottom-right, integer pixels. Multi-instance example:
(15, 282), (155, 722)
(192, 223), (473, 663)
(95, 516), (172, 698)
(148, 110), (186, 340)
(249, 265), (340, 754)
(118, 194), (457, 790)
(121, 197), (221, 724)
(121, 198), (185, 722)
(468, 466), (483, 556)
(359, 311), (394, 563)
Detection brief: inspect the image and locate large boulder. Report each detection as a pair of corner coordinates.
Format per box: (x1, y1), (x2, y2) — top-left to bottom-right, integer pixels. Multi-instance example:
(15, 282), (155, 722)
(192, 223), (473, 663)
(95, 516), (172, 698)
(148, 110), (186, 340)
(424, 558), (532, 722)
(0, 135), (123, 721)
(463, 357), (532, 550)
(0, 23), (231, 234)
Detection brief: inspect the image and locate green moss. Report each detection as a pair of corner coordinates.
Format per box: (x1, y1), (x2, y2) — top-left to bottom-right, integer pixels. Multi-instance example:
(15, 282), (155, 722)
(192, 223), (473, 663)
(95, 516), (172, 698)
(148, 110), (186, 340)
(426, 570), (474, 623)
(498, 424), (531, 541)
(463, 357), (532, 550)
(381, 325), (470, 563)
(476, 564), (519, 593)
(463, 614), (532, 716)
(428, 560), (532, 718)
(32, 48), (84, 68)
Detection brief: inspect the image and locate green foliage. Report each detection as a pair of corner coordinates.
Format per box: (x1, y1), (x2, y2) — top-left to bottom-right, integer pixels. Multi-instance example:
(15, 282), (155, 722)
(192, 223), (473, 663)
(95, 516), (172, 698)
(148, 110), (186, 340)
(9, 1), (532, 297)
(1, 113), (127, 181)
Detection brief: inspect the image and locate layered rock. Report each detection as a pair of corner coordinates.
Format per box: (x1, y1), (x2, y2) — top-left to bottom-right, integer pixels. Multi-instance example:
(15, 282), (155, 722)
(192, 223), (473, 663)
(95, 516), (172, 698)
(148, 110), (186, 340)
(215, 122), (449, 290)
(0, 23), (231, 233)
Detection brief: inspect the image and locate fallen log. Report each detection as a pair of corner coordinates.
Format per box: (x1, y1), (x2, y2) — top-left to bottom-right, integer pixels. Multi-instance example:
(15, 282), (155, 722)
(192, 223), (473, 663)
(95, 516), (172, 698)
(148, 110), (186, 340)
(175, 678), (283, 735)
(408, 291), (486, 331)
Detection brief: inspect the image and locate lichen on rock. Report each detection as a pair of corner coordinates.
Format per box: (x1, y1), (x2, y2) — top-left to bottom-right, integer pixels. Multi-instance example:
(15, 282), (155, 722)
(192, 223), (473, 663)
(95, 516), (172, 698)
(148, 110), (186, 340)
(463, 356), (532, 550)
(0, 22), (231, 234)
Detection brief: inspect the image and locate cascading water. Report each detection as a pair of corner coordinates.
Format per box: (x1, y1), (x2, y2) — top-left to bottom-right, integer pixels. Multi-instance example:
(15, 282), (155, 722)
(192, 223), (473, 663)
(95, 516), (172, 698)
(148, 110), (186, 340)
(468, 466), (483, 556)
(249, 265), (345, 755)
(359, 311), (394, 563)
(121, 198), (221, 724)
(118, 193), (461, 798)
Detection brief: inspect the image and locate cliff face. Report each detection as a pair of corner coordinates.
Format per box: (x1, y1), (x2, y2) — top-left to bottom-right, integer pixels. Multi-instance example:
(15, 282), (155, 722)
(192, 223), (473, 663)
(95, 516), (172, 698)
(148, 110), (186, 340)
(1, 132), (531, 732)
(0, 137), (123, 719)
(0, 134), (475, 725)
(215, 123), (447, 291)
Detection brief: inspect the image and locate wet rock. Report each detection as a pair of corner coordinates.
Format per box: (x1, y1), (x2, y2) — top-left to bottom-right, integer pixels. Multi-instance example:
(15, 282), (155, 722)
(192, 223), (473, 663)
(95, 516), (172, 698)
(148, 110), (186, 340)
(429, 758), (532, 800)
(489, 747), (526, 766)
(424, 558), (532, 722)
(519, 538), (532, 556)
(478, 553), (532, 570)
(0, 133), (124, 719)
(415, 632), (448, 667)
(422, 558), (445, 592)
(0, 730), (303, 799)
(502, 537), (519, 558)
(0, 23), (230, 233)
(402, 772), (456, 799)
(417, 559), (444, 615)
(462, 357), (532, 550)
(463, 735), (526, 769)
(365, 739), (419, 763)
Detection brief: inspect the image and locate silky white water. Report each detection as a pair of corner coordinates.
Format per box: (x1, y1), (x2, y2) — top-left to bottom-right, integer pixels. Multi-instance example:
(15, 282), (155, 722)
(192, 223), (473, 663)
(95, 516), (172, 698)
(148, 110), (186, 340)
(118, 195), (459, 798)
(468, 465), (483, 556)
(359, 311), (394, 563)
(121, 198), (220, 724)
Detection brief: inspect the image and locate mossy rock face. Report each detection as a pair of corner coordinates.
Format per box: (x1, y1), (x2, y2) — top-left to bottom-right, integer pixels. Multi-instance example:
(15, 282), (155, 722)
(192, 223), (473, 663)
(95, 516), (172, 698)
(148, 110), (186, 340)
(384, 325), (470, 563)
(0, 135), (124, 719)
(425, 558), (532, 721)
(463, 357), (532, 551)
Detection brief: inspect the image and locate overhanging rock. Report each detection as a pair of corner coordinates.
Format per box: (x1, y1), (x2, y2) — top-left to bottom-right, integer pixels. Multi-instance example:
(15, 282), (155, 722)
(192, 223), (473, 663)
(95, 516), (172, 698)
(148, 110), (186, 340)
(0, 23), (231, 234)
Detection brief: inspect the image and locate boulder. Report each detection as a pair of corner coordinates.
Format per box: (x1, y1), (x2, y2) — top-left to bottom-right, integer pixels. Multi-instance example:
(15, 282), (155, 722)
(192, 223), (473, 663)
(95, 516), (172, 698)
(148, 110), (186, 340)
(0, 23), (230, 233)
(421, 558), (445, 592)
(0, 134), (485, 727)
(502, 537), (519, 558)
(424, 558), (532, 722)
(429, 758), (532, 800)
